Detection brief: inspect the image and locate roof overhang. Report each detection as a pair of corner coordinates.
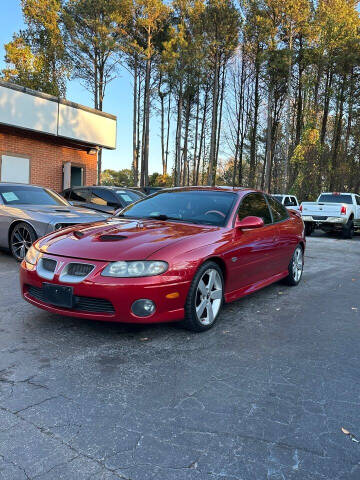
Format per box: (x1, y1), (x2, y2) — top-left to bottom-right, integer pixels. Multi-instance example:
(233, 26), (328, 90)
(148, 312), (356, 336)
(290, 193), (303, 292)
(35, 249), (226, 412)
(0, 81), (117, 150)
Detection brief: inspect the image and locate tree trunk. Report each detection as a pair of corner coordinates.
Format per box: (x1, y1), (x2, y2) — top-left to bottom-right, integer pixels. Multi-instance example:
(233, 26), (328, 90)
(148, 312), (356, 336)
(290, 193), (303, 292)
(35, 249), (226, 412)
(182, 97), (191, 186)
(141, 32), (151, 188)
(283, 33), (293, 191)
(196, 86), (209, 185)
(165, 92), (171, 177)
(249, 46), (260, 188)
(208, 50), (220, 186)
(174, 85), (183, 186)
(330, 74), (346, 190)
(264, 83), (273, 193)
(192, 86), (200, 185)
(132, 56), (138, 186)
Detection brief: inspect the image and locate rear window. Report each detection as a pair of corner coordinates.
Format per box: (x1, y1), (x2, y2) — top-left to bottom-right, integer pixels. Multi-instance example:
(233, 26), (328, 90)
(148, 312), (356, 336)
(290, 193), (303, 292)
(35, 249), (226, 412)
(318, 194), (353, 204)
(115, 190), (143, 205)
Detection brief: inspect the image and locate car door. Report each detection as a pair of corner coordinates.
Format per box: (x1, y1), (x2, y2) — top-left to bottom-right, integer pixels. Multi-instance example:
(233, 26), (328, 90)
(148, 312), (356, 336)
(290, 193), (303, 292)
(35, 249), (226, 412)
(225, 192), (280, 292)
(267, 195), (297, 270)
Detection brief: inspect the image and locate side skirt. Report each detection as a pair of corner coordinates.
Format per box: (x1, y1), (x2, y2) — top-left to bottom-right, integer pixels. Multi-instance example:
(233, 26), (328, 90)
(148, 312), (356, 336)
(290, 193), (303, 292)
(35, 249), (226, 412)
(224, 271), (289, 303)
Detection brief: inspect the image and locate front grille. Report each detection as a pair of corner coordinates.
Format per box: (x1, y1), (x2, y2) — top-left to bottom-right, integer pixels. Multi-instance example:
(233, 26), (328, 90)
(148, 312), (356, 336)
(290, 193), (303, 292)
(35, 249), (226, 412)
(67, 263), (94, 277)
(41, 258), (57, 273)
(27, 285), (115, 314)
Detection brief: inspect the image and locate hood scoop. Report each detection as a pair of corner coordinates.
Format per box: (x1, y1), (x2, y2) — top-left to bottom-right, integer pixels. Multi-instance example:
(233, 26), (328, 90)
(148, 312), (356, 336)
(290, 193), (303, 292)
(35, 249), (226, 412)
(73, 230), (85, 239)
(99, 234), (127, 242)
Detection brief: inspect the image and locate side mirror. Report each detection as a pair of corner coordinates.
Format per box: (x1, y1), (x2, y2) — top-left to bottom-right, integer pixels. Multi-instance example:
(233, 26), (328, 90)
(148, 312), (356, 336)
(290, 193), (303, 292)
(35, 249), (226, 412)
(235, 216), (264, 229)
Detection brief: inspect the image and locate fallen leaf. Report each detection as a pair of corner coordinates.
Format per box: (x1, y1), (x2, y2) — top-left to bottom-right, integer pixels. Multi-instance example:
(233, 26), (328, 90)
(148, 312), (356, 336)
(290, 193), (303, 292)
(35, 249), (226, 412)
(140, 337), (149, 342)
(352, 307), (358, 311)
(278, 291), (284, 295)
(276, 308), (280, 311)
(223, 330), (230, 334)
(342, 427), (350, 435)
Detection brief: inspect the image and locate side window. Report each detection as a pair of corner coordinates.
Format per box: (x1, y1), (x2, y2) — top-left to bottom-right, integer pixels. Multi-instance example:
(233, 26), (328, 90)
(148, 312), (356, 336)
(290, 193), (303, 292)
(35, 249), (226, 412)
(238, 193), (272, 225)
(70, 189), (91, 202)
(283, 196), (292, 206)
(63, 190), (71, 200)
(267, 195), (289, 222)
(291, 196), (297, 206)
(91, 189), (118, 207)
(355, 196), (360, 206)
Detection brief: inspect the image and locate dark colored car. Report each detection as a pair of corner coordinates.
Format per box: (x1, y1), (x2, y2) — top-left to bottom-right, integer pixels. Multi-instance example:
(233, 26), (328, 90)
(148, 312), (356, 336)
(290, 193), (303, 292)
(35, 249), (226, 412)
(131, 186), (163, 196)
(62, 186), (145, 214)
(21, 187), (305, 332)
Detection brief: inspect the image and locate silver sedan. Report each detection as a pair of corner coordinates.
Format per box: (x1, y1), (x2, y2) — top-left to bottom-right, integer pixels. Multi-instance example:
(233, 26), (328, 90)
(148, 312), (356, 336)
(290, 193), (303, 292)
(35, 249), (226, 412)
(0, 183), (109, 260)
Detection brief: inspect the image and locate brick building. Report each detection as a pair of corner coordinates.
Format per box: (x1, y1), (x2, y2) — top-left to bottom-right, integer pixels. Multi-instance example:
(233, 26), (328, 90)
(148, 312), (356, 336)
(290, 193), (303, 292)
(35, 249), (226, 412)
(0, 81), (117, 192)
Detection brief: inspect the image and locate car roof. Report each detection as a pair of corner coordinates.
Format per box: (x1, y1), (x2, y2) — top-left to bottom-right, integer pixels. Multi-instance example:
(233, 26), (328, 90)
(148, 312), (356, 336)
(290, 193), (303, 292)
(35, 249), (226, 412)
(147, 186), (258, 197)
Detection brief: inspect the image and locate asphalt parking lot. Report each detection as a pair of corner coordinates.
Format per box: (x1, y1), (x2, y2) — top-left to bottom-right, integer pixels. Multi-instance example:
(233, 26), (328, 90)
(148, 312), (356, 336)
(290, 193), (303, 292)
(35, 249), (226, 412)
(0, 233), (360, 480)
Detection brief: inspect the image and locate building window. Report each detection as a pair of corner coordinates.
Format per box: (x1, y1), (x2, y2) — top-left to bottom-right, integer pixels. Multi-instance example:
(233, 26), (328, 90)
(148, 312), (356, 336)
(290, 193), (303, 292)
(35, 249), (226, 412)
(1, 155), (30, 184)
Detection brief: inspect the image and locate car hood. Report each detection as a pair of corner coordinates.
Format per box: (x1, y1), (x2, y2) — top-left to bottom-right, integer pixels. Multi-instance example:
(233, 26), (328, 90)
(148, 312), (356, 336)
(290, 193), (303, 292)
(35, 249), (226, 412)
(20, 205), (108, 222)
(37, 218), (219, 261)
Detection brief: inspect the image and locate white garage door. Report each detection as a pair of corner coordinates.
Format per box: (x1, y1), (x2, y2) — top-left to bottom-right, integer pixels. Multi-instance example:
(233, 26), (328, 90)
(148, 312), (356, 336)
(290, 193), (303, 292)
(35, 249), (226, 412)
(1, 155), (30, 184)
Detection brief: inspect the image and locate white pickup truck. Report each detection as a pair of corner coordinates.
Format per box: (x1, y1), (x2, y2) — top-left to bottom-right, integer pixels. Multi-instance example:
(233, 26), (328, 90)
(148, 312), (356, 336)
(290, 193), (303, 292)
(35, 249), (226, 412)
(272, 194), (300, 211)
(300, 192), (360, 238)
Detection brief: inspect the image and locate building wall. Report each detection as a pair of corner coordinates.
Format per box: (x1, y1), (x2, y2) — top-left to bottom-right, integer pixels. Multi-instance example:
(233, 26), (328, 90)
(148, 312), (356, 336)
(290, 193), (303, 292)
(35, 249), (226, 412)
(0, 128), (97, 192)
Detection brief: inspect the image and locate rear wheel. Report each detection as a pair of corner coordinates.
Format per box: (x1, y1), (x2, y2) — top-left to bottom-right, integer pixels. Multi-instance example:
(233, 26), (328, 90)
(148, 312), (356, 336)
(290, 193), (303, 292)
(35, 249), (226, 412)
(284, 245), (304, 286)
(182, 261), (224, 332)
(9, 222), (37, 261)
(342, 218), (354, 239)
(304, 222), (313, 236)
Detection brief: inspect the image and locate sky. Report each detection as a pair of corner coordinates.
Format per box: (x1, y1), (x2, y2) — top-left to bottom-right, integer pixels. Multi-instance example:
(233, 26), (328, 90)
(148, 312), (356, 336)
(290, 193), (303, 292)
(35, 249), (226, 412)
(0, 1), (164, 175)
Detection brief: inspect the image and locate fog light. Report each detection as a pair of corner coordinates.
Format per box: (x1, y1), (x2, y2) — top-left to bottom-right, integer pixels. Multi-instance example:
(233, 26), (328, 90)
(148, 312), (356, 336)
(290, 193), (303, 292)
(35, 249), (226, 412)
(131, 299), (156, 317)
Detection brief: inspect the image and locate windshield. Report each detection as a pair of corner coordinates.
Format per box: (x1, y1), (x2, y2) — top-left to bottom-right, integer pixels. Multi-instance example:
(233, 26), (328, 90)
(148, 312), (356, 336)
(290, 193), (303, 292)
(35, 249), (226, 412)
(318, 194), (353, 205)
(115, 190), (143, 205)
(0, 185), (69, 206)
(119, 190), (236, 226)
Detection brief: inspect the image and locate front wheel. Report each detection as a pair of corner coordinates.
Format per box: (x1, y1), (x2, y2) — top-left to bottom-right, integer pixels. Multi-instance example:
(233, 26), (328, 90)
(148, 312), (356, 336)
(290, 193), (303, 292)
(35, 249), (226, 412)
(9, 222), (37, 261)
(182, 261), (224, 332)
(283, 245), (304, 286)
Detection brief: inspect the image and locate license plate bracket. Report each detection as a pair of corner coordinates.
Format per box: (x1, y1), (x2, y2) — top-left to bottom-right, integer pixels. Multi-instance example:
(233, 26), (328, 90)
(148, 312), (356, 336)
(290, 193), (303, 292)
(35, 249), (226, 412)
(43, 283), (74, 308)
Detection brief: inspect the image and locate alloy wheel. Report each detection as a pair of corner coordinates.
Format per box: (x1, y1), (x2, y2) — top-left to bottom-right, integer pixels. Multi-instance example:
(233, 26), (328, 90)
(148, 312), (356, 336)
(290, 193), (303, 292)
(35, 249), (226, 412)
(195, 268), (223, 326)
(292, 247), (303, 282)
(11, 225), (33, 261)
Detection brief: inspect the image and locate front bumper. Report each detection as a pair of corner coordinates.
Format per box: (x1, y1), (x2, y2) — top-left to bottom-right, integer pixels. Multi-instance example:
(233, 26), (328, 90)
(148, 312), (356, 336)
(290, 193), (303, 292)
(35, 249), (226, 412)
(20, 255), (190, 324)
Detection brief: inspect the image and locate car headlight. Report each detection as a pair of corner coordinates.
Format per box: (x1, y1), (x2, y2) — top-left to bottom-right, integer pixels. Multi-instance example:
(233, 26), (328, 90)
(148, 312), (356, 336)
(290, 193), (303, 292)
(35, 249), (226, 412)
(25, 246), (41, 265)
(101, 261), (168, 277)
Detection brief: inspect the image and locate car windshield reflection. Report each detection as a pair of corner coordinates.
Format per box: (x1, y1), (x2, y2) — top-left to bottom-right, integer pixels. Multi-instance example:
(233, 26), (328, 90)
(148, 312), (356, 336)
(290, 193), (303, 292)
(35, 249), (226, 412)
(118, 190), (236, 226)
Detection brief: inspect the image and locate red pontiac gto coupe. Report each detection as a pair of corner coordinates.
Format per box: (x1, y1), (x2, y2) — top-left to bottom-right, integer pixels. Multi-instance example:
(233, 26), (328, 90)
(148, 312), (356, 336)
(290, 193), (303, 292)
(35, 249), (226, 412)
(20, 187), (305, 331)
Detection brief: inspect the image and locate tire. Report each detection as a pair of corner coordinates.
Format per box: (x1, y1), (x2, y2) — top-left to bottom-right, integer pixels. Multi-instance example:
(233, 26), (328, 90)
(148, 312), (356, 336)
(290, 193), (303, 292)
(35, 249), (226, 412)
(9, 222), (37, 261)
(304, 222), (313, 236)
(283, 245), (304, 286)
(342, 219), (354, 239)
(182, 261), (224, 332)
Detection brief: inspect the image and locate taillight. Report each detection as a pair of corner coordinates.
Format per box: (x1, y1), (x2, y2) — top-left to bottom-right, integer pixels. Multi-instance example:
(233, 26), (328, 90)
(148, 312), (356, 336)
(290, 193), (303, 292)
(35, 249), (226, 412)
(299, 205), (303, 212)
(340, 205), (347, 215)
